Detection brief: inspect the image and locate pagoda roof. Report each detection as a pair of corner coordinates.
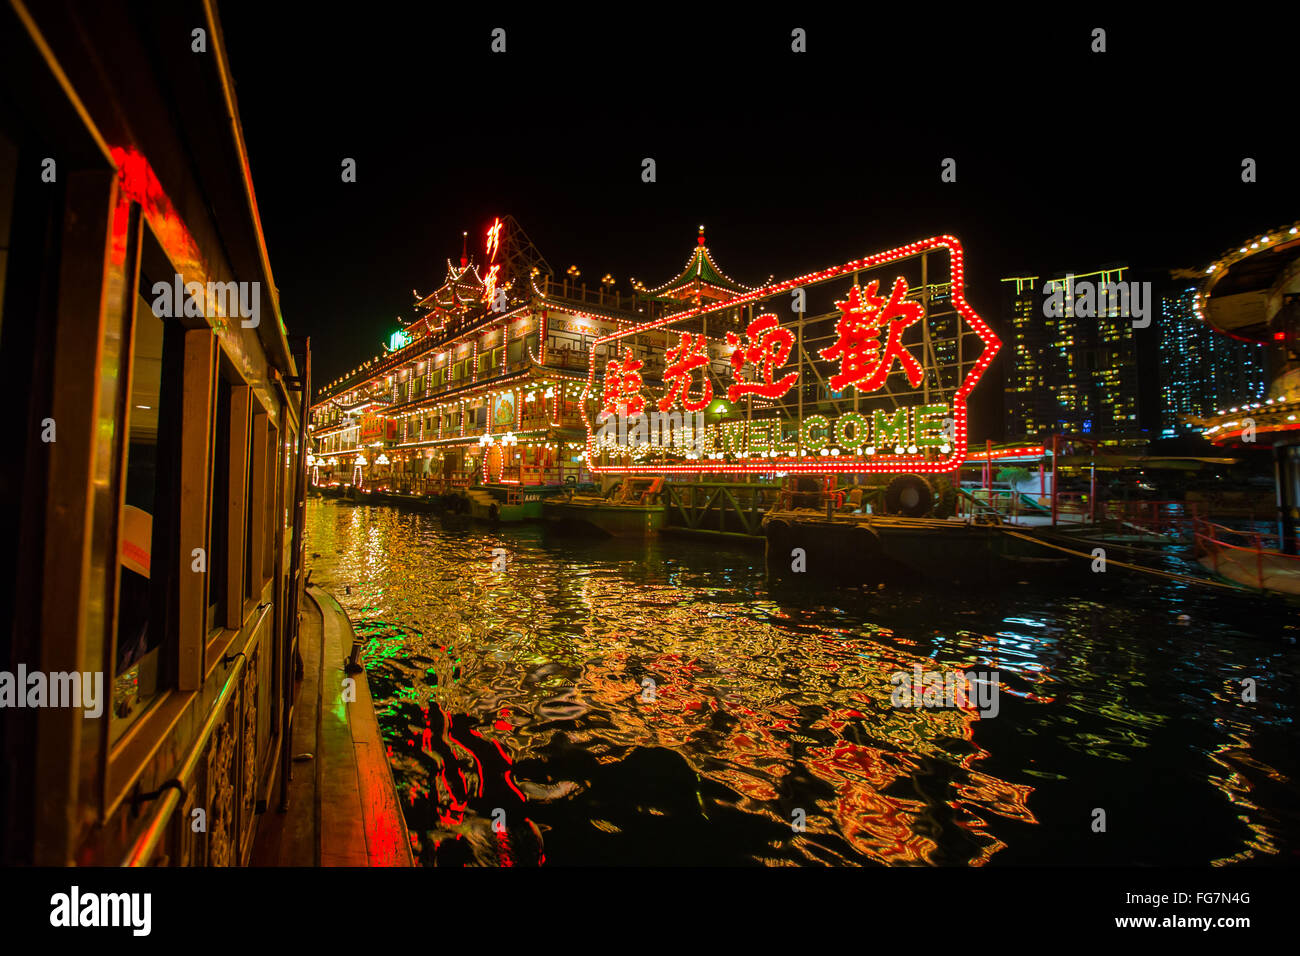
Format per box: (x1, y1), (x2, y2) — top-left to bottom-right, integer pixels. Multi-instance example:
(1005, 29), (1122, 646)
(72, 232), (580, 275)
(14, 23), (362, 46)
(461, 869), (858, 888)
(639, 228), (768, 307)
(404, 260), (490, 335)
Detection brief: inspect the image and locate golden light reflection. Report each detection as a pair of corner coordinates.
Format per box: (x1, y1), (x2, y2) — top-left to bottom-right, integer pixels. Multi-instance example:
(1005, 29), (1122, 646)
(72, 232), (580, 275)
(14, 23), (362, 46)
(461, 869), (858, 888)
(303, 499), (1292, 866)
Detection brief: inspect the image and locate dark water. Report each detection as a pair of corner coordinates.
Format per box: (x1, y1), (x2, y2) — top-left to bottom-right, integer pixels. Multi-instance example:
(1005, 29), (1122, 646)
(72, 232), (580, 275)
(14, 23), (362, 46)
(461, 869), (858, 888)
(304, 497), (1300, 866)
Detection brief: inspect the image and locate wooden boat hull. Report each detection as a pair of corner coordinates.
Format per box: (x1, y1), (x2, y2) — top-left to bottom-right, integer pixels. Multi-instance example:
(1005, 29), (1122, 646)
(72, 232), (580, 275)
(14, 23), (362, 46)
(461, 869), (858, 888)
(1197, 552), (1300, 595)
(543, 498), (667, 536)
(763, 511), (1074, 585)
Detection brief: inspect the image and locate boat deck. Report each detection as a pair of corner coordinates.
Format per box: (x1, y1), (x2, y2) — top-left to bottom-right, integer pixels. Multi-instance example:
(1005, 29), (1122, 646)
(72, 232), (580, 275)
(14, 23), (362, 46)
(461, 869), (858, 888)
(250, 587), (413, 866)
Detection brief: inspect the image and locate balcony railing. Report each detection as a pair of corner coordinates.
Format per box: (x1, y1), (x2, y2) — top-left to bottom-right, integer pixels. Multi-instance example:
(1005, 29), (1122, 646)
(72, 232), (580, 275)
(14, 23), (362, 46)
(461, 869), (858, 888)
(539, 276), (640, 313)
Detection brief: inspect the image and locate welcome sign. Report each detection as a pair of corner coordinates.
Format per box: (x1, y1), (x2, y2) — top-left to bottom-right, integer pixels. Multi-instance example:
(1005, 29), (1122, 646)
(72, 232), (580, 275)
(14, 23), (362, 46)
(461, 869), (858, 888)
(581, 236), (1000, 475)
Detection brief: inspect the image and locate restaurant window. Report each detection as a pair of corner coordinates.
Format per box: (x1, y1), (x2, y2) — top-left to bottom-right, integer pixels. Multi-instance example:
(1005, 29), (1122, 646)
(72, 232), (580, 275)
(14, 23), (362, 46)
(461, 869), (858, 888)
(110, 291), (180, 743)
(508, 338), (525, 364)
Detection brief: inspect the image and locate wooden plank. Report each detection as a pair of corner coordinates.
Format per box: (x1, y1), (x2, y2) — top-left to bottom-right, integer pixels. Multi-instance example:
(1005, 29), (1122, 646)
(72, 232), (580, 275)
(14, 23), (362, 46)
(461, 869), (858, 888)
(249, 594), (320, 865)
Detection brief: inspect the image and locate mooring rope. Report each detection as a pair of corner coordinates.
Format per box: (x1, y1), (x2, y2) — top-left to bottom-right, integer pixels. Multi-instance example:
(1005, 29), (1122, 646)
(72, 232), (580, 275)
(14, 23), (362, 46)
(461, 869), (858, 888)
(999, 529), (1252, 592)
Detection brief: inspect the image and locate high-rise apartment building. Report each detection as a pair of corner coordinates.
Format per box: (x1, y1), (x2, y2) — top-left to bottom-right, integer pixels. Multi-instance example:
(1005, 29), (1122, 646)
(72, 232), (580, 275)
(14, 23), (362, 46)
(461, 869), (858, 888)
(1158, 287), (1266, 437)
(1003, 267), (1146, 446)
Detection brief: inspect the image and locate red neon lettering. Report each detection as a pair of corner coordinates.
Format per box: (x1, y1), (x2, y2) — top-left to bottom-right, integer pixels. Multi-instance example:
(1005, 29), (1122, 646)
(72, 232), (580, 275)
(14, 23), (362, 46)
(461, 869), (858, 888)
(725, 314), (798, 402)
(659, 332), (713, 412)
(820, 277), (924, 393)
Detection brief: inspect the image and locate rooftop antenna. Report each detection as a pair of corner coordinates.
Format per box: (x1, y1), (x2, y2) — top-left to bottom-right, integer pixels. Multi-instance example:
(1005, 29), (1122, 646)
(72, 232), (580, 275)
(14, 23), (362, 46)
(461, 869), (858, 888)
(460, 231), (468, 268)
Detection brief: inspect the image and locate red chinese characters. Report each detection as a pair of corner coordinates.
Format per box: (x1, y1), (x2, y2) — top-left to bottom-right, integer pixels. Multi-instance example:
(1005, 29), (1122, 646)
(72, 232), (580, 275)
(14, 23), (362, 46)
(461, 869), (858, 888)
(482, 263), (500, 306)
(725, 314), (799, 402)
(659, 332), (713, 412)
(820, 277), (924, 393)
(601, 355), (645, 416)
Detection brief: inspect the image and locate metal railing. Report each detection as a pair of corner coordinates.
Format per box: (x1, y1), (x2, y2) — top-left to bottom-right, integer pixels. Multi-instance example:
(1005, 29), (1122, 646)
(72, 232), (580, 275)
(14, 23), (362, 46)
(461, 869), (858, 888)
(664, 482), (783, 537)
(540, 276), (642, 312)
(1194, 518), (1300, 591)
(496, 461), (590, 486)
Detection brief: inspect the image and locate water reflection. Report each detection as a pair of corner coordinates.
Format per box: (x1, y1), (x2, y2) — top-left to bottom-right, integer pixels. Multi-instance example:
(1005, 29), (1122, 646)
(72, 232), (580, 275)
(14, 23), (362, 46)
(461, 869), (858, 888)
(305, 498), (1299, 866)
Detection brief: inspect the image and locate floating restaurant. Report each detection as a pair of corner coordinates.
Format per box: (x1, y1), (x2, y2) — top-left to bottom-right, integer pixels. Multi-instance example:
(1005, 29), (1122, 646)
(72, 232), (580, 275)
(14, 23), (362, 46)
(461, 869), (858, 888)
(308, 222), (999, 513)
(308, 220), (784, 502)
(307, 220), (1300, 597)
(313, 217), (620, 500)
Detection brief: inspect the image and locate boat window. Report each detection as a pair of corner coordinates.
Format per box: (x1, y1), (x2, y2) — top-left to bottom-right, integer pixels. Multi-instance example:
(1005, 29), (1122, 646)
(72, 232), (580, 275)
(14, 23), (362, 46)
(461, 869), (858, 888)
(206, 372), (232, 633)
(281, 423), (294, 585)
(244, 404), (267, 606)
(110, 292), (172, 743)
(265, 424), (277, 582)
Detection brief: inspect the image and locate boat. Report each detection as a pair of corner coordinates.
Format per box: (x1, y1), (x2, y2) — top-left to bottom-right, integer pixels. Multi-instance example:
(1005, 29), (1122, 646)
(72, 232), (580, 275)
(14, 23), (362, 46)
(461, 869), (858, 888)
(0, 2), (310, 866)
(1194, 520), (1300, 595)
(762, 475), (1205, 588)
(763, 509), (1076, 585)
(543, 477), (667, 536)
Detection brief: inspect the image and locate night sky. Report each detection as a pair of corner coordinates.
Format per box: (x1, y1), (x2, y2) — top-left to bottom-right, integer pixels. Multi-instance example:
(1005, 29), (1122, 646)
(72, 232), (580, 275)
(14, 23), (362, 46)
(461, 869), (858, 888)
(218, 6), (1290, 441)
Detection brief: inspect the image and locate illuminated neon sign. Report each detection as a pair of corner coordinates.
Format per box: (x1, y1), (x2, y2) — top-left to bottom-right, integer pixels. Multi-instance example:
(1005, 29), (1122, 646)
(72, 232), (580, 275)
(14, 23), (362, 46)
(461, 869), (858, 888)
(483, 217), (503, 305)
(581, 235), (1001, 475)
(389, 329), (412, 351)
